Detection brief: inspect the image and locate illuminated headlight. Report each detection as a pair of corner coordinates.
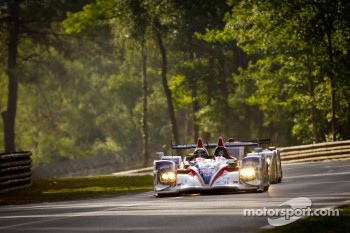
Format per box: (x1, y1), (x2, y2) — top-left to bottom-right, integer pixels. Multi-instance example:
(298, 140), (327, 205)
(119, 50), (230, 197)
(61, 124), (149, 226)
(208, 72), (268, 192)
(266, 157), (271, 165)
(159, 171), (176, 184)
(240, 168), (256, 179)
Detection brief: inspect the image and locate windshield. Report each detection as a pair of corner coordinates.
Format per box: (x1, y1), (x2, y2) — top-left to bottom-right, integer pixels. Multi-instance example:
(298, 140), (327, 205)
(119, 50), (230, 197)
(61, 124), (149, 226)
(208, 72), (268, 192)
(241, 157), (260, 167)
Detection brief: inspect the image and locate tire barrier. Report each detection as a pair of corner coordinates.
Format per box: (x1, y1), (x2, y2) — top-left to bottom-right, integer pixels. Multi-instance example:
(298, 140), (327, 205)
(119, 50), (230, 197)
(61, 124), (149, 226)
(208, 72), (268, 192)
(279, 140), (350, 163)
(0, 151), (32, 194)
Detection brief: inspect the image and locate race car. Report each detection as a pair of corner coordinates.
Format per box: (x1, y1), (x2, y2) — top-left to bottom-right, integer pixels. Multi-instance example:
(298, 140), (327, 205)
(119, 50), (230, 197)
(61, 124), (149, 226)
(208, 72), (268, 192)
(225, 138), (271, 162)
(240, 153), (270, 192)
(153, 136), (270, 197)
(246, 147), (283, 184)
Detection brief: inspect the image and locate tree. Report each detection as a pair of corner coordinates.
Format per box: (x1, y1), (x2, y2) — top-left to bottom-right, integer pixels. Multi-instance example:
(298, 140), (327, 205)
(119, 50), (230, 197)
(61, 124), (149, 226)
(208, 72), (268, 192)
(2, 0), (20, 153)
(166, 0), (244, 141)
(63, 0), (186, 160)
(1, 0), (94, 153)
(211, 0), (350, 143)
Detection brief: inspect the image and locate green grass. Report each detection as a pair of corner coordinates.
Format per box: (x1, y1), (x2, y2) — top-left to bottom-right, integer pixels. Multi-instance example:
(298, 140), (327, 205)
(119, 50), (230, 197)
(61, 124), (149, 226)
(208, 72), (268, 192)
(0, 175), (154, 205)
(263, 204), (350, 233)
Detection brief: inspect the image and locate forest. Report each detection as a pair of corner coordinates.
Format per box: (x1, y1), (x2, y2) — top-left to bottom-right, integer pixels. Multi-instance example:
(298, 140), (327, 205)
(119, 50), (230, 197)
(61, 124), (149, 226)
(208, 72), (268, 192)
(1, 0), (349, 169)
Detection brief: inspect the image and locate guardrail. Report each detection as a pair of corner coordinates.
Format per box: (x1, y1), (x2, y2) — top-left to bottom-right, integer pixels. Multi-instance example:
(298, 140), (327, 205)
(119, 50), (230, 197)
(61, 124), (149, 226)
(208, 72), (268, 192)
(0, 151), (32, 194)
(279, 140), (350, 163)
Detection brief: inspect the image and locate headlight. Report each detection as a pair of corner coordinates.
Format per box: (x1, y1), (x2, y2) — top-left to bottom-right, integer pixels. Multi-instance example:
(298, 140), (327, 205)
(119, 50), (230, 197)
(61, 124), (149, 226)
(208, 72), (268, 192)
(159, 171), (176, 184)
(240, 168), (256, 179)
(266, 157), (271, 165)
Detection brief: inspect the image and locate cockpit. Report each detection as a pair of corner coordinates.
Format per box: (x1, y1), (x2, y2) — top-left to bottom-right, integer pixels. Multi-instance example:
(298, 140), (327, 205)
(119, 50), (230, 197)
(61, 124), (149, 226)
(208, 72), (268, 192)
(193, 148), (211, 159)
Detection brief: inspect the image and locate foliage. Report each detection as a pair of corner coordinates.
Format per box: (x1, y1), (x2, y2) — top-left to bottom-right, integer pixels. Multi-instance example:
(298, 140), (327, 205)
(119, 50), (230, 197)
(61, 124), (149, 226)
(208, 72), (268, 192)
(209, 0), (350, 143)
(0, 0), (349, 172)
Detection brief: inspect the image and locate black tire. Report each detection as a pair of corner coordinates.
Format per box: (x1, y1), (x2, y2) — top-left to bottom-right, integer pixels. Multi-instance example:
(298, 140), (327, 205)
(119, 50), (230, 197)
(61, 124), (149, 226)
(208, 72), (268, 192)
(154, 192), (179, 198)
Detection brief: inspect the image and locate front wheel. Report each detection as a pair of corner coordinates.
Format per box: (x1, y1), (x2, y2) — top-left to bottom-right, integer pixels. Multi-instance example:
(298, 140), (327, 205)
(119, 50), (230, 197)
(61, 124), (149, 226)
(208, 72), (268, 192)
(154, 189), (179, 198)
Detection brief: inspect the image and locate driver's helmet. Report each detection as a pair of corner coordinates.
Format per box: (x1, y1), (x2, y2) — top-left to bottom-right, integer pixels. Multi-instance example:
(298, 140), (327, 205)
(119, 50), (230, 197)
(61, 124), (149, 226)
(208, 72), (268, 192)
(193, 148), (210, 159)
(216, 148), (227, 157)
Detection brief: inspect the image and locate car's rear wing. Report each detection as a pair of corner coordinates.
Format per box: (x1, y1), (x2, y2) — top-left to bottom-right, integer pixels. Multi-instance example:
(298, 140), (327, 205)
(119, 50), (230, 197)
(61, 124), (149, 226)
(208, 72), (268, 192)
(240, 138), (271, 147)
(171, 138), (270, 150)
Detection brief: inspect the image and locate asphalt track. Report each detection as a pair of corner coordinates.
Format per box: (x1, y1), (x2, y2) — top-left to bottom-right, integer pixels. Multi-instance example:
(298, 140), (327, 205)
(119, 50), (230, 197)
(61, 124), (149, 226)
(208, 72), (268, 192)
(0, 160), (349, 233)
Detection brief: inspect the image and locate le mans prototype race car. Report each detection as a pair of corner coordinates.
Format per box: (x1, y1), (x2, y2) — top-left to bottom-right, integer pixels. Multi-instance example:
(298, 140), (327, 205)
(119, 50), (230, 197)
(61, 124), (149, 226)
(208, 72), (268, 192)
(153, 136), (277, 197)
(246, 147), (283, 184)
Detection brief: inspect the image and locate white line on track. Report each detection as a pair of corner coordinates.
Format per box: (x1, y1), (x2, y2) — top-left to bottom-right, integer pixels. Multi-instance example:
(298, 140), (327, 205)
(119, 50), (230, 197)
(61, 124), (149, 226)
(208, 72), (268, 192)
(284, 171), (350, 179)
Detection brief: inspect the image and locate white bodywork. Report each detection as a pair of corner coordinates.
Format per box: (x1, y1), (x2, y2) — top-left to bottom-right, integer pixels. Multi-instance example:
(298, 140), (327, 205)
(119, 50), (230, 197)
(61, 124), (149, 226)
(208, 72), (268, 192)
(246, 148), (283, 184)
(239, 155), (270, 192)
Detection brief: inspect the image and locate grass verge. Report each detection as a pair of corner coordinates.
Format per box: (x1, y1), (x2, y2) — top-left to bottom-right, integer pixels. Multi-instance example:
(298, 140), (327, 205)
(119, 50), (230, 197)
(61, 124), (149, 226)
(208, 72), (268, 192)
(0, 175), (154, 205)
(263, 204), (350, 233)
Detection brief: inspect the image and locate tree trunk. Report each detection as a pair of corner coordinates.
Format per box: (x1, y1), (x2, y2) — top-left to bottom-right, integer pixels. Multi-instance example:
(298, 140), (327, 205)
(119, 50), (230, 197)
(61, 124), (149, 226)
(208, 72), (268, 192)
(141, 45), (149, 166)
(325, 16), (337, 141)
(191, 86), (199, 142)
(153, 19), (180, 145)
(308, 74), (318, 143)
(216, 51), (230, 137)
(330, 74), (337, 141)
(3, 0), (20, 153)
